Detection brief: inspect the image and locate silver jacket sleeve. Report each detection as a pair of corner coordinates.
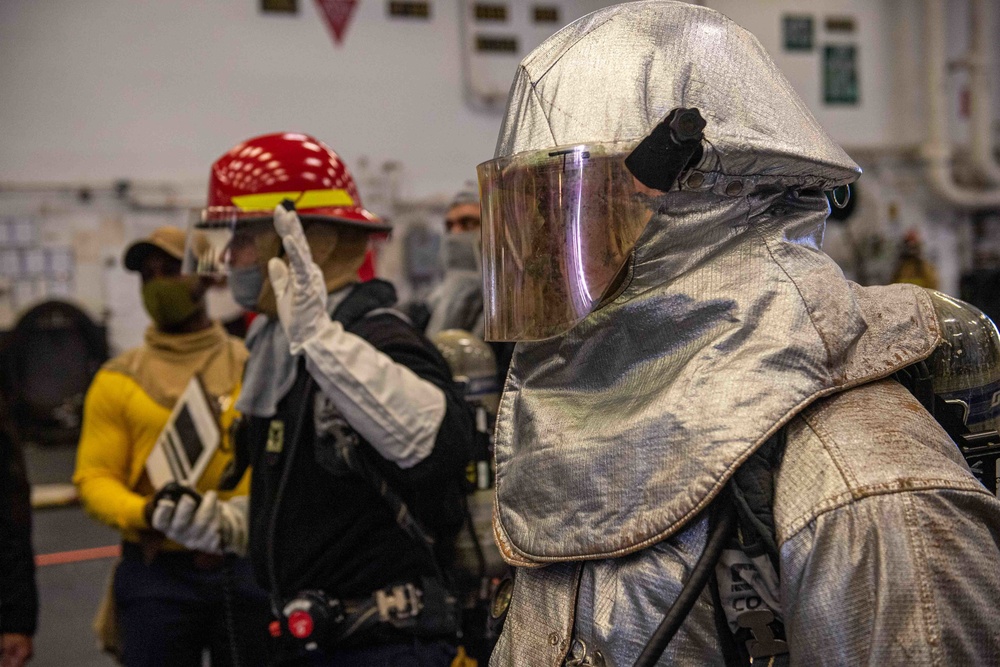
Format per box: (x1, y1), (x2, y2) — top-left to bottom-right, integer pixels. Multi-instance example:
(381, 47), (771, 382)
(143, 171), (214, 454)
(783, 489), (1000, 665)
(776, 380), (1000, 666)
(301, 321), (446, 469)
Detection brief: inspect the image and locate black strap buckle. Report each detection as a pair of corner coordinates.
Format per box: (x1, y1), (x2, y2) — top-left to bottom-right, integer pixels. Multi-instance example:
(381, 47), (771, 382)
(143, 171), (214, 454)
(737, 609), (789, 660)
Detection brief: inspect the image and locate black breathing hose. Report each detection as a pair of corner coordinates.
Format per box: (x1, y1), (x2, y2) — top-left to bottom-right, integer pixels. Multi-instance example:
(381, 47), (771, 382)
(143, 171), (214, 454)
(265, 373), (314, 617)
(632, 493), (737, 667)
(462, 494), (487, 585)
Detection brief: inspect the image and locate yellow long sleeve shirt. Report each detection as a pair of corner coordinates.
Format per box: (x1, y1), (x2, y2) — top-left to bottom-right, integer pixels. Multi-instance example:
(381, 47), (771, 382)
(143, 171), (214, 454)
(73, 323), (249, 544)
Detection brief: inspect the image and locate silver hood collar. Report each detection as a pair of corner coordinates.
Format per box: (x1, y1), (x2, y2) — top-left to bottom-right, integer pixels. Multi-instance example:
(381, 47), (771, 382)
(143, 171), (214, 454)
(494, 187), (941, 565)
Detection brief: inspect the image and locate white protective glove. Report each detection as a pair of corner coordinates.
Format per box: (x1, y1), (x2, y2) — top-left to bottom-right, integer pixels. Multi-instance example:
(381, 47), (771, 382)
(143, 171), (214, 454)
(266, 204), (447, 469)
(268, 203), (329, 355)
(150, 490), (249, 556)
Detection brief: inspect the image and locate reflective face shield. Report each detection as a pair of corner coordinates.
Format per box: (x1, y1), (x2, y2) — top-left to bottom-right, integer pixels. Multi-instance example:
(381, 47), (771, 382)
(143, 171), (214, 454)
(182, 207), (280, 277)
(477, 142), (656, 341)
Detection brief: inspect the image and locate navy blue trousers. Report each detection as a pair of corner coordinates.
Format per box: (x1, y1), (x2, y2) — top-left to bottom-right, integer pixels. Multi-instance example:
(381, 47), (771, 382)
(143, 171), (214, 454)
(114, 546), (274, 667)
(284, 640), (456, 666)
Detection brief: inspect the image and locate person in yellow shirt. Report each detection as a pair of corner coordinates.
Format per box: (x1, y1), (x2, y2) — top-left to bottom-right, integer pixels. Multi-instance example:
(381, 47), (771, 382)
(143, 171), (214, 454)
(891, 229), (940, 290)
(73, 226), (271, 667)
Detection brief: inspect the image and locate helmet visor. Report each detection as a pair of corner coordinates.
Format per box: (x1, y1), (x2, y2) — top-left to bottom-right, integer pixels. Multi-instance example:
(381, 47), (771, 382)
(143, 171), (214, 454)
(182, 206), (279, 276)
(477, 142), (655, 341)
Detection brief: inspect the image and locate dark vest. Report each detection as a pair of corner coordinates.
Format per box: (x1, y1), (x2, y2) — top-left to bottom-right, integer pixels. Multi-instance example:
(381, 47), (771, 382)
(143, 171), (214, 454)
(244, 281), (469, 601)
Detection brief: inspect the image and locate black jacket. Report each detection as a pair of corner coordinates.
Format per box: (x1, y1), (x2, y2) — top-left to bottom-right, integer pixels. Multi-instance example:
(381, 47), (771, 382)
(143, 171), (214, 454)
(245, 280), (473, 601)
(0, 423), (38, 636)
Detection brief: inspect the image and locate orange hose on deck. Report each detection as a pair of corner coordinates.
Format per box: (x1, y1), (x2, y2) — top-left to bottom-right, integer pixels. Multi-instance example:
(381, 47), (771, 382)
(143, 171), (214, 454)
(35, 545), (121, 567)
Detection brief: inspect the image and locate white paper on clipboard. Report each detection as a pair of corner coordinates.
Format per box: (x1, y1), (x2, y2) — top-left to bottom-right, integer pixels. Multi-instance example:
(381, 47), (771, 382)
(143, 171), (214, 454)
(145, 377), (220, 490)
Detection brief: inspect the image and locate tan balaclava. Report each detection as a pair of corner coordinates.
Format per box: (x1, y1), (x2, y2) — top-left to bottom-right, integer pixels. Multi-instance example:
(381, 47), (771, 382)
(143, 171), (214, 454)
(253, 223), (370, 317)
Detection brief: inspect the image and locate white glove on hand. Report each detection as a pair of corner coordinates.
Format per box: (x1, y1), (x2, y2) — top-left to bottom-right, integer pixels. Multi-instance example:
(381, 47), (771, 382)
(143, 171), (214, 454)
(268, 203), (334, 355)
(150, 490), (248, 556)
(266, 204), (447, 469)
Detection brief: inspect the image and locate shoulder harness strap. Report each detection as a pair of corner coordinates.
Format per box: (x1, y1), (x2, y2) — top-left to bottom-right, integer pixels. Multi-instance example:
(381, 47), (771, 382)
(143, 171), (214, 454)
(712, 430), (790, 666)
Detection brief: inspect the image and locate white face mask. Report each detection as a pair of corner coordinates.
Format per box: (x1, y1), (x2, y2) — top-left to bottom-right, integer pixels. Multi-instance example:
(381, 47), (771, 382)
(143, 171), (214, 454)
(443, 230), (481, 273)
(228, 264), (265, 310)
(205, 285), (244, 322)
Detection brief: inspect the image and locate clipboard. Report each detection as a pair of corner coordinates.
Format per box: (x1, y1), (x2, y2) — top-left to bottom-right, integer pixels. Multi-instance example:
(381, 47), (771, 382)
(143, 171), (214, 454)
(145, 376), (221, 489)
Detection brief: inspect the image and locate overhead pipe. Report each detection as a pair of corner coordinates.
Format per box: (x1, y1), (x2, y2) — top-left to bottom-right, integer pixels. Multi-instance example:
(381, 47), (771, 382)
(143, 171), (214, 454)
(0, 179), (175, 195)
(968, 0), (1000, 184)
(0, 179), (203, 211)
(922, 0), (1000, 207)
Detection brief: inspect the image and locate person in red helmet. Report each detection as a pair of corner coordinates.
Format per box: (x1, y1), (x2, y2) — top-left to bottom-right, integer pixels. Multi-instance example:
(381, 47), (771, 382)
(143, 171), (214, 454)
(150, 133), (473, 666)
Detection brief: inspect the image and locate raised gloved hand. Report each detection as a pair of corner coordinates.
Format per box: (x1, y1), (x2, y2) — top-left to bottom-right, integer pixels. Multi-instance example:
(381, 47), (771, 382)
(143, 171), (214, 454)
(265, 203), (447, 470)
(149, 487), (248, 556)
(267, 202), (333, 354)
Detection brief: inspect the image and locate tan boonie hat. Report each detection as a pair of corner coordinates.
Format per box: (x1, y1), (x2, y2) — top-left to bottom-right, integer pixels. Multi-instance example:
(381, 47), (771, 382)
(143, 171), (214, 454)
(123, 226), (187, 272)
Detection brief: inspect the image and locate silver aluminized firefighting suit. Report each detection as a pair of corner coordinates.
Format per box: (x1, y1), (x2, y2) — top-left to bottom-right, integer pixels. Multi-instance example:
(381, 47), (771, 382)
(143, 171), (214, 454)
(485, 2), (1000, 665)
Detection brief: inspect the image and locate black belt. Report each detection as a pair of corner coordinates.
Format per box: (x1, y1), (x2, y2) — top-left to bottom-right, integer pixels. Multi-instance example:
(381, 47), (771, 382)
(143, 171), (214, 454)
(276, 578), (459, 652)
(121, 540), (226, 570)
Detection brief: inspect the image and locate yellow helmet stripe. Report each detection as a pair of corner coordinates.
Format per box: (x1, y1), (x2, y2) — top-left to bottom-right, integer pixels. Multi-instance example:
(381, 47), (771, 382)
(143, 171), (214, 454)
(297, 188), (354, 209)
(230, 191), (302, 212)
(231, 188), (354, 212)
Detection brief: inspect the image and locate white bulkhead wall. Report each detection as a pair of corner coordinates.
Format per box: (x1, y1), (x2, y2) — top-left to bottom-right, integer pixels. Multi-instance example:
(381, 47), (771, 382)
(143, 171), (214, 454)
(0, 0), (996, 349)
(0, 0), (610, 195)
(705, 0), (999, 151)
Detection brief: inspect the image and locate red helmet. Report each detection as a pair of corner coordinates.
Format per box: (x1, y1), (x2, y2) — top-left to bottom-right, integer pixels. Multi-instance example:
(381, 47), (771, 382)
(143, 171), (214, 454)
(207, 132), (389, 232)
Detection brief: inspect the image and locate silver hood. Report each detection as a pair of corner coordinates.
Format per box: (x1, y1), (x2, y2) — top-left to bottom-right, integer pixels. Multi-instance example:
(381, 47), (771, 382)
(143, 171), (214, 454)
(491, 1), (940, 565)
(495, 0), (859, 190)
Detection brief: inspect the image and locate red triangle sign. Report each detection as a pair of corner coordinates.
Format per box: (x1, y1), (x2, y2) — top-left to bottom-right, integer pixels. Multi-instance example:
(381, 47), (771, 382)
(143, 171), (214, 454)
(315, 0), (358, 45)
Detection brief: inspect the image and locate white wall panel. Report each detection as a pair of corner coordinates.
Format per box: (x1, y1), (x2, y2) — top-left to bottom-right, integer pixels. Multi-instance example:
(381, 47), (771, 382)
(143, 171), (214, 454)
(1, 0), (996, 346)
(0, 0), (603, 197)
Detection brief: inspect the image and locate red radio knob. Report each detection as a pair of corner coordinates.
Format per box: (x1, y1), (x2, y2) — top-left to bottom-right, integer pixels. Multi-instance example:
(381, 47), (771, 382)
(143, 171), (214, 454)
(288, 610), (315, 639)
